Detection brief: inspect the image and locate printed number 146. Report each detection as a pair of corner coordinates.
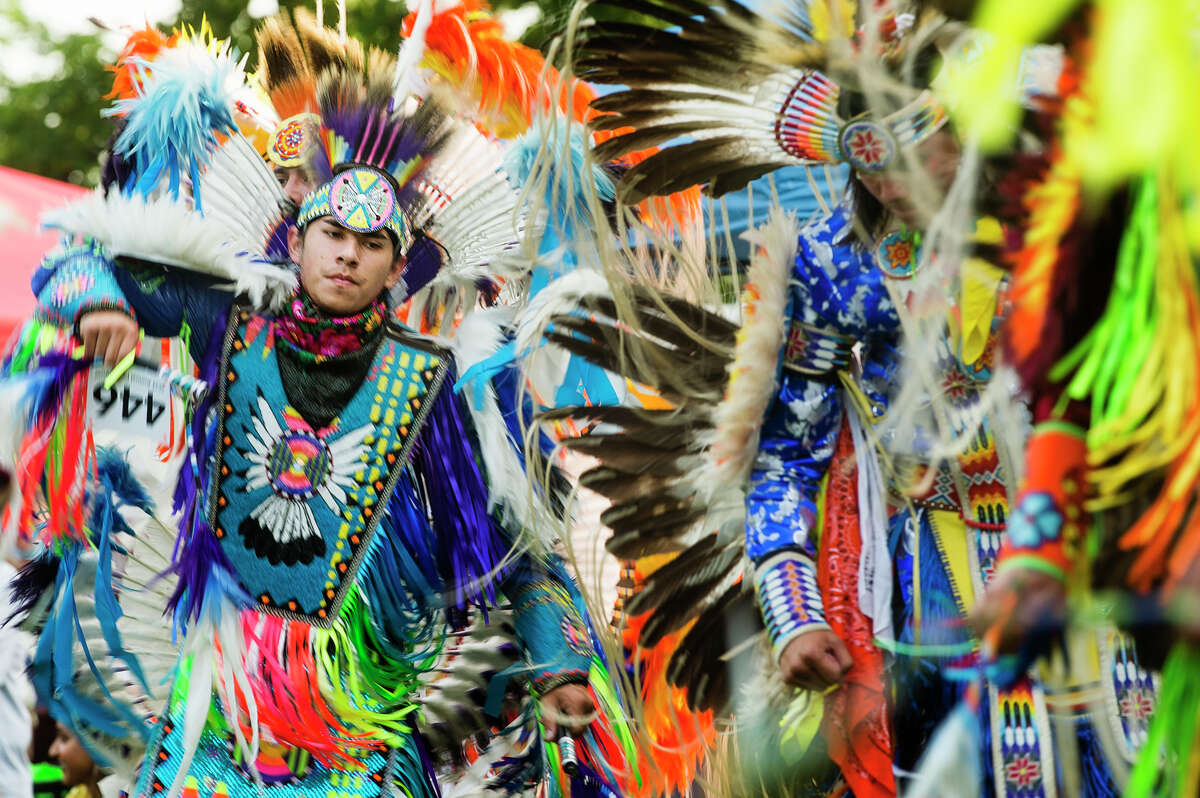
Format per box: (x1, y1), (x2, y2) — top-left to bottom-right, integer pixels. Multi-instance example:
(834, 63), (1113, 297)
(92, 384), (166, 426)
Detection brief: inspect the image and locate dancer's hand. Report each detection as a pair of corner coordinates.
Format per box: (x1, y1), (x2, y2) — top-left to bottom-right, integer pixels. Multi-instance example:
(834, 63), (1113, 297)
(969, 566), (1066, 654)
(779, 629), (853, 690)
(539, 683), (595, 739)
(78, 311), (139, 368)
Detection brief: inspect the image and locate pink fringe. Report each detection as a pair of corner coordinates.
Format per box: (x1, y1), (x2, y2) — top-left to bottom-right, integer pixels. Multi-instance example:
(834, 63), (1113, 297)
(228, 610), (383, 767)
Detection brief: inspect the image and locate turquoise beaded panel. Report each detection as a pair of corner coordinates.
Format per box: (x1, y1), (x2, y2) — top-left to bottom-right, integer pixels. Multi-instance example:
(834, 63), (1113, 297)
(209, 308), (448, 624)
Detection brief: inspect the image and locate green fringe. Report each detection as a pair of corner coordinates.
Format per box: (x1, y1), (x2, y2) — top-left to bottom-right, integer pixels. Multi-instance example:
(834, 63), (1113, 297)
(1126, 642), (1200, 797)
(1050, 176), (1158, 438)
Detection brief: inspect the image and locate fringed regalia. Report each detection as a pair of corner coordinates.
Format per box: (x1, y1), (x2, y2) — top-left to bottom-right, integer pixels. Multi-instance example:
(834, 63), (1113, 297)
(937, 0), (1200, 794)
(515, 1), (1157, 795)
(4, 12), (637, 798)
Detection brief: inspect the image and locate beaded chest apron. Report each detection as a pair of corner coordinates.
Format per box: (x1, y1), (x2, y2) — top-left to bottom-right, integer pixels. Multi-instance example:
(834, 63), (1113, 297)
(209, 306), (449, 624)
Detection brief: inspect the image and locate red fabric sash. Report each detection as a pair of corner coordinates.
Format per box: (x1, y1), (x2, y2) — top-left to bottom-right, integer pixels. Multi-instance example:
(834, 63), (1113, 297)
(819, 418), (896, 797)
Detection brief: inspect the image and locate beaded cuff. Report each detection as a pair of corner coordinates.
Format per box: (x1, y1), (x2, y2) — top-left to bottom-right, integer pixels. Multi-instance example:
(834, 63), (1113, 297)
(33, 242), (134, 331)
(531, 669), (590, 696)
(996, 422), (1088, 582)
(754, 551), (830, 659)
(511, 577), (595, 692)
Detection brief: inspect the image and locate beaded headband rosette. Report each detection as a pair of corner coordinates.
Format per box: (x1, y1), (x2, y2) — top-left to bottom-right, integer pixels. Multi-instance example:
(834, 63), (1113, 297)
(268, 112), (322, 168)
(771, 41), (1060, 173)
(298, 165), (412, 250)
(775, 70), (950, 172)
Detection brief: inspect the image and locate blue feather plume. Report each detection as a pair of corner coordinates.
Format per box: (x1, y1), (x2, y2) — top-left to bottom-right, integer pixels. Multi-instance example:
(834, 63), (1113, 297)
(105, 43), (244, 212)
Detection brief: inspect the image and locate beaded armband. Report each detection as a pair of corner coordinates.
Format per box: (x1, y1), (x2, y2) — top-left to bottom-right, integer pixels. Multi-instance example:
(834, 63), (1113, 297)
(996, 422), (1088, 583)
(783, 320), (856, 376)
(511, 577), (594, 694)
(754, 551), (830, 659)
(32, 242), (134, 331)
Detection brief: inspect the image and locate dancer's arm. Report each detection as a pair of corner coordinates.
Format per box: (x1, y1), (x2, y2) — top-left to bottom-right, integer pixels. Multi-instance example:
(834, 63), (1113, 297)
(743, 209), (885, 690)
(426, 377), (597, 738)
(747, 370), (852, 689)
(500, 554), (597, 738)
(34, 247), (233, 366)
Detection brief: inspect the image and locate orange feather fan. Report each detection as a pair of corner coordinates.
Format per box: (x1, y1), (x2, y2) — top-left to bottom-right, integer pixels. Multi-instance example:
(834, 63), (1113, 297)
(402, 0), (701, 227)
(402, 0), (592, 138)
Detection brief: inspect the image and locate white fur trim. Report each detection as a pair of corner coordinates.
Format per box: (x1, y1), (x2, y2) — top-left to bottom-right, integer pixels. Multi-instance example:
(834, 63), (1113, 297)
(513, 268), (611, 357)
(697, 205), (798, 501)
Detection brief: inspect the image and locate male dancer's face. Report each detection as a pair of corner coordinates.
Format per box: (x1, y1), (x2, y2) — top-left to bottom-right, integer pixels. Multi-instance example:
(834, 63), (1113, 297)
(287, 217), (404, 316)
(856, 129), (961, 229)
(274, 166), (315, 208)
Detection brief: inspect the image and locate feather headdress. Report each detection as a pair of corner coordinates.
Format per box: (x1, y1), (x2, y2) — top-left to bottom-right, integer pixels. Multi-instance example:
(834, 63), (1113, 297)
(578, 0), (1056, 201)
(401, 0), (595, 139)
(258, 10), (527, 307)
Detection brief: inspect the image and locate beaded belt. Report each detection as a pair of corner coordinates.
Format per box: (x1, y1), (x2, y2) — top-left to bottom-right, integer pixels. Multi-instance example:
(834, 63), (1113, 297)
(782, 320), (856, 376)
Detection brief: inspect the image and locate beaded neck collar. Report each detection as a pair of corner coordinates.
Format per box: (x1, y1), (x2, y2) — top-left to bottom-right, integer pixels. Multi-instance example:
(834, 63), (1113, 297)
(273, 290), (387, 364)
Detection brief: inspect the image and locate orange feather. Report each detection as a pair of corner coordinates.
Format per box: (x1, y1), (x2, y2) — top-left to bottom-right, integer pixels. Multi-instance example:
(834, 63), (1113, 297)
(107, 25), (181, 101)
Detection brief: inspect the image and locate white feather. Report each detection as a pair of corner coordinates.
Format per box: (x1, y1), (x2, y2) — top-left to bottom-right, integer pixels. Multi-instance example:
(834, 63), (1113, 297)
(445, 309), (560, 552)
(393, 0), (434, 104)
(415, 123), (526, 279)
(42, 191), (297, 310)
(195, 134), (291, 251)
(217, 607), (260, 774)
(168, 623), (216, 798)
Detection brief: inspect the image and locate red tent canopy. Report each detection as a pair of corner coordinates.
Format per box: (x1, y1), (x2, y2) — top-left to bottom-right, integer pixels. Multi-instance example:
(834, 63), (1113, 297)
(0, 166), (88, 344)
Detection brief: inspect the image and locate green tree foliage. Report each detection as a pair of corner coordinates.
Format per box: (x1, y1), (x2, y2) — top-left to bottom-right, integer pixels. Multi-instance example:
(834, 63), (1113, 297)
(0, 4), (114, 185)
(175, 0), (412, 61)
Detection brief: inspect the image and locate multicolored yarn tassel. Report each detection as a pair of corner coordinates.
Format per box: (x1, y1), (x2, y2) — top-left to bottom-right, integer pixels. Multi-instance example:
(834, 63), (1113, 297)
(26, 448), (159, 768)
(578, 657), (641, 794)
(228, 597), (437, 768)
(10, 340), (96, 545)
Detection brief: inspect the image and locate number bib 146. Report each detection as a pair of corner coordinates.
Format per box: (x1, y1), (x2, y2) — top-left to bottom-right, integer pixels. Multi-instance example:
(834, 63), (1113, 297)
(87, 362), (178, 447)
